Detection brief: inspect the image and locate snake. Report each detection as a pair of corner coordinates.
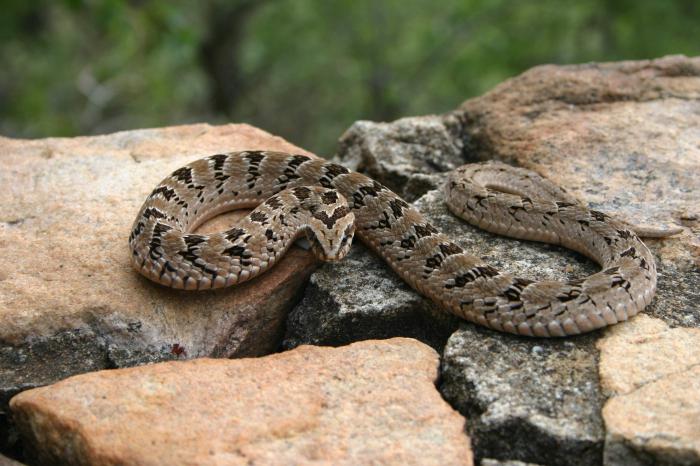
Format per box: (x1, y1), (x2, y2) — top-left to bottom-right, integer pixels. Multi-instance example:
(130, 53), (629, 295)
(129, 150), (678, 337)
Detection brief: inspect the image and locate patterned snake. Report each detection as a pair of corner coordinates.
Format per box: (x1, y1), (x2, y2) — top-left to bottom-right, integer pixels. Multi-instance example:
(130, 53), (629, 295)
(129, 150), (678, 337)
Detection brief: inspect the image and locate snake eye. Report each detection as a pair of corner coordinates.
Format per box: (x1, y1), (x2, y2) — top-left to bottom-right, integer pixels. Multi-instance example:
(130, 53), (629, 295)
(339, 224), (354, 248)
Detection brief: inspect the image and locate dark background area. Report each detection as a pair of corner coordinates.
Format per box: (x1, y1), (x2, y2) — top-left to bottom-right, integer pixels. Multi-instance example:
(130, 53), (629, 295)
(1, 0), (698, 156)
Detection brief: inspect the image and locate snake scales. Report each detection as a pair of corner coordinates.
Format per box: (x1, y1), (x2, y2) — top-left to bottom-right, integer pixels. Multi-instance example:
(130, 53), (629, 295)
(129, 150), (673, 337)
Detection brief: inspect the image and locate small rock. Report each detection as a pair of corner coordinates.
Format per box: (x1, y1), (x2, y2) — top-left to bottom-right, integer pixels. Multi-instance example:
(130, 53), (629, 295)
(10, 338), (473, 466)
(441, 326), (603, 466)
(283, 243), (460, 352)
(336, 114), (466, 200)
(598, 315), (700, 465)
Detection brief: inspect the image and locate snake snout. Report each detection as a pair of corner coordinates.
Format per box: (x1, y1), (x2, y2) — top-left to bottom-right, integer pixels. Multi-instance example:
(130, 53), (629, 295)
(307, 221), (355, 263)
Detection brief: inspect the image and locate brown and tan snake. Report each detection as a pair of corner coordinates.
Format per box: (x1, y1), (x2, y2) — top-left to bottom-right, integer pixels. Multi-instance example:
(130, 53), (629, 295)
(129, 150), (678, 337)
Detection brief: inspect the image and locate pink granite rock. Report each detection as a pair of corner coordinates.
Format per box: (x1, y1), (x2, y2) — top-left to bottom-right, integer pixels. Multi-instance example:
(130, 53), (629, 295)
(10, 338), (472, 465)
(0, 124), (318, 441)
(598, 315), (700, 465)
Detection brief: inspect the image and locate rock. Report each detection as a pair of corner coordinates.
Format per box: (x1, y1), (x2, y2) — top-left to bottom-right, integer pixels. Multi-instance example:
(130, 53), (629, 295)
(323, 55), (699, 465)
(457, 54), (700, 329)
(423, 187), (604, 465)
(441, 326), (603, 466)
(337, 114), (467, 201)
(283, 242), (461, 352)
(0, 124), (318, 454)
(597, 315), (700, 465)
(10, 338), (473, 465)
(453, 55), (700, 464)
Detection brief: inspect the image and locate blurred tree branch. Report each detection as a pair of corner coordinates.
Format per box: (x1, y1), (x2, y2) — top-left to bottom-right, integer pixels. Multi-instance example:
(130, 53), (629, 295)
(199, 0), (266, 117)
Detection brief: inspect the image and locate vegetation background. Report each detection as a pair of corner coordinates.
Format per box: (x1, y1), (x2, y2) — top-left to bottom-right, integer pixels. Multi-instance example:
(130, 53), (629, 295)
(1, 0), (698, 156)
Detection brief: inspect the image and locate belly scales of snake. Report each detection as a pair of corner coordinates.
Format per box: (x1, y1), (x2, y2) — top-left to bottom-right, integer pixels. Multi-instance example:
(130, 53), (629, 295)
(129, 151), (659, 337)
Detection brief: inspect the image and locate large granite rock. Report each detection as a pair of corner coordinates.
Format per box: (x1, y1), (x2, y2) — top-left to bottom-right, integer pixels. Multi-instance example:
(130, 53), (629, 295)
(457, 54), (700, 330)
(10, 338), (473, 466)
(287, 55), (699, 465)
(0, 124), (318, 455)
(442, 326), (603, 465)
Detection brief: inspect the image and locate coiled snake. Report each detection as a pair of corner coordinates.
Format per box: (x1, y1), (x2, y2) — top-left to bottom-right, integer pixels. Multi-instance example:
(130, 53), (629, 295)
(129, 151), (678, 337)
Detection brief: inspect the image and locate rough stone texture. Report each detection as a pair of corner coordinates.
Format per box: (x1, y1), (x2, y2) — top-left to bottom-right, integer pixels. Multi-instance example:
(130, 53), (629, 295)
(10, 338), (473, 466)
(0, 124), (318, 455)
(337, 114), (468, 201)
(441, 326), (603, 466)
(311, 55), (699, 465)
(283, 243), (461, 352)
(597, 315), (700, 465)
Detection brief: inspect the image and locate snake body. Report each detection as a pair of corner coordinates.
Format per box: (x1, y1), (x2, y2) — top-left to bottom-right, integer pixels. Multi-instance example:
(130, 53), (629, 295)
(129, 151), (662, 337)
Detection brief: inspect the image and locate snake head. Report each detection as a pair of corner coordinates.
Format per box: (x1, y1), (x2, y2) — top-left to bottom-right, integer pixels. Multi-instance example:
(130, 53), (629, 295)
(307, 222), (355, 262)
(303, 189), (356, 262)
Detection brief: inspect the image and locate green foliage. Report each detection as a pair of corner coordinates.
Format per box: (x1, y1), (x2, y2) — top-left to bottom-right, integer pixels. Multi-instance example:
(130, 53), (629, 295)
(1, 0), (698, 155)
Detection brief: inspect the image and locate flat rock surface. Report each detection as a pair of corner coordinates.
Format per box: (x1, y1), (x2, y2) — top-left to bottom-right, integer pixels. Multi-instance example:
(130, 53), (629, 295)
(0, 124), (317, 453)
(10, 338), (472, 466)
(598, 315), (700, 465)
